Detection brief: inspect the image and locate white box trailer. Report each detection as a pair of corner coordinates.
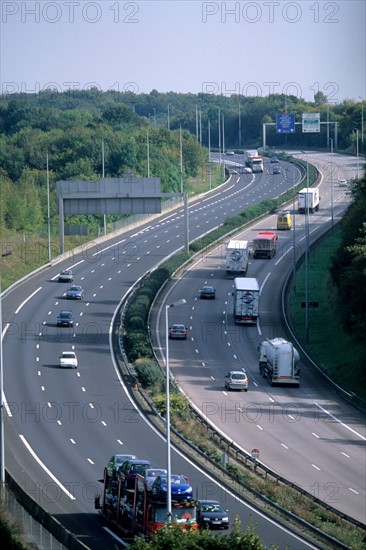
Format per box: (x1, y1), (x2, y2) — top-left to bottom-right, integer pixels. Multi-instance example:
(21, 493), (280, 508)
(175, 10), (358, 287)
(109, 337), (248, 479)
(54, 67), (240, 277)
(233, 277), (260, 325)
(226, 240), (249, 277)
(298, 187), (320, 213)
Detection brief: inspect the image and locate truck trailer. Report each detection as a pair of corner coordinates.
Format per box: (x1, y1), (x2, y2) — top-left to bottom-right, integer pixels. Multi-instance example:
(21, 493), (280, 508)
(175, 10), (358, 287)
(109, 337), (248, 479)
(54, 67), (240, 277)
(95, 469), (197, 539)
(243, 150), (264, 173)
(298, 187), (320, 213)
(233, 277), (260, 325)
(243, 149), (258, 166)
(225, 239), (249, 277)
(252, 231), (277, 259)
(258, 337), (300, 387)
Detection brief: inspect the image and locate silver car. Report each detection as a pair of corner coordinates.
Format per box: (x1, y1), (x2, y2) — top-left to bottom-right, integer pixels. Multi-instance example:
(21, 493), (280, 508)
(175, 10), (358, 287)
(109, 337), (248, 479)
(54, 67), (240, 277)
(58, 269), (73, 283)
(224, 370), (248, 391)
(106, 454), (136, 477)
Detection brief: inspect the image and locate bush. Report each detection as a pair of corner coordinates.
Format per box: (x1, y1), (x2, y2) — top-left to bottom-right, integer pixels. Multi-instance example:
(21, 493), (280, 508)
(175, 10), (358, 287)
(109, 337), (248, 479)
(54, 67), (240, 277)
(135, 359), (163, 388)
(127, 316), (146, 331)
(123, 330), (152, 361)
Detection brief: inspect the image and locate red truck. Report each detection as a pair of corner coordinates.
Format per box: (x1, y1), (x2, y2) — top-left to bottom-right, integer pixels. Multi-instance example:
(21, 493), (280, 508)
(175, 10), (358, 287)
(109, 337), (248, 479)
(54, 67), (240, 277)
(95, 469), (198, 539)
(252, 231), (277, 259)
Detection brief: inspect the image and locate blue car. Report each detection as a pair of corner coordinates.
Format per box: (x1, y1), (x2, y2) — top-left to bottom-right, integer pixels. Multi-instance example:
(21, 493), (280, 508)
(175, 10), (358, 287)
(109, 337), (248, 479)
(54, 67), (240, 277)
(151, 474), (193, 500)
(66, 285), (84, 300)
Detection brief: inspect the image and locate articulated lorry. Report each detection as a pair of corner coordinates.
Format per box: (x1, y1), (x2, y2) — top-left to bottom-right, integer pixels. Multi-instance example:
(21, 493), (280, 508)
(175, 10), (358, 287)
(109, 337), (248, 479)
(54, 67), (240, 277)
(258, 338), (300, 387)
(252, 231), (277, 259)
(233, 277), (260, 325)
(95, 469), (197, 539)
(243, 150), (264, 173)
(225, 239), (249, 277)
(298, 187), (320, 213)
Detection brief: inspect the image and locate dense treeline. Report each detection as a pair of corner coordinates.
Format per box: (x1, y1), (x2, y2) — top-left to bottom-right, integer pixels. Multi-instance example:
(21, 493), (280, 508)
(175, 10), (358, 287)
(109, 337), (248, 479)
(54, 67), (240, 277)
(0, 89), (364, 236)
(330, 172), (366, 340)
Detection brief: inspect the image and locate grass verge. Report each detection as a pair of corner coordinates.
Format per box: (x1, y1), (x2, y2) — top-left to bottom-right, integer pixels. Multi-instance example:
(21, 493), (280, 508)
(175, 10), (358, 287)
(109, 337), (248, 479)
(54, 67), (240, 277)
(287, 227), (366, 400)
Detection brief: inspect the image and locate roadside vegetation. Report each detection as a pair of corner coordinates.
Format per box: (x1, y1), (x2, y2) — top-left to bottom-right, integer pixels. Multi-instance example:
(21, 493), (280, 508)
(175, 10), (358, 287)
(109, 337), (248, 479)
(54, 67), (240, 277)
(0, 504), (31, 550)
(288, 172), (366, 399)
(129, 518), (266, 549)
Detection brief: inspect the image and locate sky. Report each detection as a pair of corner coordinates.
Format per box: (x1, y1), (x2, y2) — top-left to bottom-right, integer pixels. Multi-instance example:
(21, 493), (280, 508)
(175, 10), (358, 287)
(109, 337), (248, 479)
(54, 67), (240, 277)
(1, 0), (365, 103)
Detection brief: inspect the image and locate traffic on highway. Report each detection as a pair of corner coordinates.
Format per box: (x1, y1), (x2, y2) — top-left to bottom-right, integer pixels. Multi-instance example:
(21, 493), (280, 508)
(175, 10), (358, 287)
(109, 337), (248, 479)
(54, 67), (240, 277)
(2, 151), (363, 549)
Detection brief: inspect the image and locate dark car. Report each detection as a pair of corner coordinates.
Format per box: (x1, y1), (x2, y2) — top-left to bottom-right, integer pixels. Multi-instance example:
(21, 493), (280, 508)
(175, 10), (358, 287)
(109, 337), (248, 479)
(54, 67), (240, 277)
(58, 269), (73, 283)
(151, 474), (193, 500)
(118, 459), (151, 488)
(106, 454), (136, 478)
(169, 324), (187, 340)
(199, 285), (216, 299)
(270, 156), (279, 163)
(273, 164), (281, 175)
(66, 285), (84, 300)
(197, 499), (229, 529)
(57, 310), (74, 327)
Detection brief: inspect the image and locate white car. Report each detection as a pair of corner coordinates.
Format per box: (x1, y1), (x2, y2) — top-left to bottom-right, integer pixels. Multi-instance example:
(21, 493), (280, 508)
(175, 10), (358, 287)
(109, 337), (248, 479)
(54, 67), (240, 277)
(226, 150), (235, 155)
(59, 351), (78, 368)
(224, 370), (248, 391)
(338, 179), (348, 187)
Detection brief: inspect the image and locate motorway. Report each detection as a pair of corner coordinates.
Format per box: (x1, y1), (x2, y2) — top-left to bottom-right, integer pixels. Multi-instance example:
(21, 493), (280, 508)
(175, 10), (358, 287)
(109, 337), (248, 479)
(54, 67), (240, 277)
(153, 151), (366, 525)
(1, 151), (363, 548)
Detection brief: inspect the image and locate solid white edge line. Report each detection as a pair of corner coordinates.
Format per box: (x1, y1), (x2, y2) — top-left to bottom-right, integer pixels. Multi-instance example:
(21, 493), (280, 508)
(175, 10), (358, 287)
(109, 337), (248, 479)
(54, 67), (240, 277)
(315, 402), (366, 441)
(19, 435), (76, 501)
(15, 287), (42, 314)
(102, 526), (128, 546)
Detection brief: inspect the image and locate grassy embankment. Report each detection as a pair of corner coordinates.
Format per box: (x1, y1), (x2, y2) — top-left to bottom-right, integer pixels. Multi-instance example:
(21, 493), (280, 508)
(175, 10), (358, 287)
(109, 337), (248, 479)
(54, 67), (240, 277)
(287, 227), (366, 400)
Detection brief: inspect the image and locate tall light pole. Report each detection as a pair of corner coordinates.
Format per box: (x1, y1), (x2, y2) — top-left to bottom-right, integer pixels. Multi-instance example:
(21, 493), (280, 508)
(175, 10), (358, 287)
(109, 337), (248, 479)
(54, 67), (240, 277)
(165, 298), (187, 522)
(359, 97), (364, 147)
(305, 153), (310, 343)
(218, 107), (221, 167)
(102, 141), (107, 235)
(355, 129), (360, 178)
(0, 278), (5, 484)
(222, 113), (225, 178)
(46, 150), (51, 262)
(208, 118), (212, 191)
(199, 105), (202, 145)
(329, 138), (334, 228)
(195, 105), (199, 142)
(180, 125), (183, 194)
(238, 98), (241, 147)
(147, 132), (150, 177)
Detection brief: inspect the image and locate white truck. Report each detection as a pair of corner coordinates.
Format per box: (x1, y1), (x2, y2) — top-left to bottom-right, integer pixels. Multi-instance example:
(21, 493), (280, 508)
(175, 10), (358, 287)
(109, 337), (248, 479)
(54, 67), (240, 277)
(226, 239), (249, 277)
(298, 187), (320, 213)
(258, 338), (300, 387)
(243, 150), (264, 173)
(243, 149), (258, 166)
(233, 277), (260, 325)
